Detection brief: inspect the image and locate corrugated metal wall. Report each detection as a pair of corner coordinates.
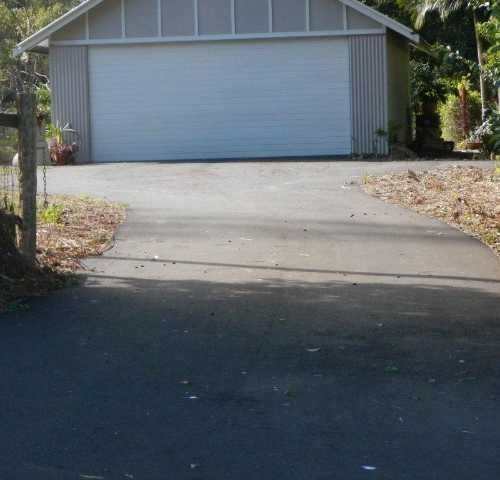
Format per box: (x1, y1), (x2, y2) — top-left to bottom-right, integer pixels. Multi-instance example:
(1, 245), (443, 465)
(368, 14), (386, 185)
(49, 46), (90, 163)
(387, 31), (410, 144)
(48, 37), (392, 162)
(349, 34), (388, 155)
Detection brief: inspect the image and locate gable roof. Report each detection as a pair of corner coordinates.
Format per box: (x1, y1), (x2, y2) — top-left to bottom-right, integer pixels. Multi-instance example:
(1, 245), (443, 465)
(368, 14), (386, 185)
(14, 0), (105, 56)
(14, 0), (419, 56)
(340, 0), (419, 42)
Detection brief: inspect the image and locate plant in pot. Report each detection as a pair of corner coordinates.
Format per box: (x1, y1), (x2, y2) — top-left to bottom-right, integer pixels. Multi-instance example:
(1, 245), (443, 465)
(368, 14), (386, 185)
(45, 122), (79, 165)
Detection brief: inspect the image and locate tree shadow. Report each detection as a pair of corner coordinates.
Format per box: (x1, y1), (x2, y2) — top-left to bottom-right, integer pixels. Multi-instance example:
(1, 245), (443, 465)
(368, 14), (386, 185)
(0, 275), (499, 479)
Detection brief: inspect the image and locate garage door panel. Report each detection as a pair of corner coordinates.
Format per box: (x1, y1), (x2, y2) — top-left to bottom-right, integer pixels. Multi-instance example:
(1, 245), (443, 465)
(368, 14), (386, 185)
(89, 38), (351, 161)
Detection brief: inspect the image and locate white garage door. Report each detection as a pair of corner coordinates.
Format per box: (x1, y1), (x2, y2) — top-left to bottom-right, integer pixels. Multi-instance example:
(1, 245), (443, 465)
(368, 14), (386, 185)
(89, 37), (351, 162)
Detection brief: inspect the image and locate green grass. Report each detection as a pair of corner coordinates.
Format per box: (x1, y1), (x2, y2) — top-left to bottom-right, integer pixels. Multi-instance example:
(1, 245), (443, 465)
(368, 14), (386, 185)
(39, 203), (64, 224)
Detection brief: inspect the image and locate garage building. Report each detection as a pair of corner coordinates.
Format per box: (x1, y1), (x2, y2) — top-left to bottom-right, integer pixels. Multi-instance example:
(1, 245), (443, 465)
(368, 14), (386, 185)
(16, 0), (418, 163)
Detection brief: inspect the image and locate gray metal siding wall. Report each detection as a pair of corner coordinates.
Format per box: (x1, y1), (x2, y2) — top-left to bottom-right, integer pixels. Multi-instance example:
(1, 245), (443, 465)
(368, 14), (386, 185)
(89, 0), (122, 39)
(272, 0), (306, 32)
(234, 0), (268, 33)
(125, 0), (157, 37)
(310, 0), (343, 30)
(49, 46), (90, 163)
(52, 16), (86, 41)
(53, 0), (382, 41)
(347, 7), (381, 29)
(387, 31), (410, 144)
(349, 34), (388, 155)
(198, 0), (232, 34)
(162, 0), (195, 36)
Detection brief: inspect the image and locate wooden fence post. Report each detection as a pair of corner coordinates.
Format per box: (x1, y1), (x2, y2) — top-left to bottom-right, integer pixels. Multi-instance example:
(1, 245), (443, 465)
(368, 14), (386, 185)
(17, 93), (37, 263)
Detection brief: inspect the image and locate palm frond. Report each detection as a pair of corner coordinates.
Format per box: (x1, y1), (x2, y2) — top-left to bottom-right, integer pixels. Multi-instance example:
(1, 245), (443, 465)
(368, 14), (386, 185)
(415, 0), (468, 28)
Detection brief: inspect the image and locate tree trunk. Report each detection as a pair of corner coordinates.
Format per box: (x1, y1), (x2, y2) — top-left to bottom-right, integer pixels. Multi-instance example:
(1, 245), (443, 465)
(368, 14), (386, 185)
(17, 93), (37, 264)
(0, 210), (22, 258)
(458, 83), (470, 139)
(0, 209), (30, 278)
(472, 10), (487, 121)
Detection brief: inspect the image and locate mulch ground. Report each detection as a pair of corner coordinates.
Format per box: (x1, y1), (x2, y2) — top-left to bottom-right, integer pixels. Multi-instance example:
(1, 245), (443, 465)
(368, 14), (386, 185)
(362, 165), (500, 257)
(0, 194), (125, 312)
(37, 195), (126, 272)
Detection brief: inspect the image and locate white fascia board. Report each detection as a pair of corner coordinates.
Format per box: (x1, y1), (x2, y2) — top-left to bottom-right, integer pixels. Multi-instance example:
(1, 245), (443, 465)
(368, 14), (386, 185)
(339, 0), (419, 42)
(50, 29), (387, 47)
(13, 0), (105, 56)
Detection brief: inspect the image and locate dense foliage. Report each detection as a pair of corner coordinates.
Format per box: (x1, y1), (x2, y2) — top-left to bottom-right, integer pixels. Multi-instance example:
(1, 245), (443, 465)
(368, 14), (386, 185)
(0, 0), (76, 95)
(440, 88), (482, 142)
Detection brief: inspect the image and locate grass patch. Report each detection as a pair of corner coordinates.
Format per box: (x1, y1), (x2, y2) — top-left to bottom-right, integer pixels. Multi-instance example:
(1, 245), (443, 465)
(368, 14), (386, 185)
(39, 203), (64, 224)
(36, 194), (126, 272)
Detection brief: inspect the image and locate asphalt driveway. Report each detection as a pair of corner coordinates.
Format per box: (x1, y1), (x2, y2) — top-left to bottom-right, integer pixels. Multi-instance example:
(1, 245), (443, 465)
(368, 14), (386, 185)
(1, 160), (499, 479)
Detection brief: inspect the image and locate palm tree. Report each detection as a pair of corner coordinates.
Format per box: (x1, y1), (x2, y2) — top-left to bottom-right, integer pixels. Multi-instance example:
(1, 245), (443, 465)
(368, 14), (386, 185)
(414, 0), (488, 120)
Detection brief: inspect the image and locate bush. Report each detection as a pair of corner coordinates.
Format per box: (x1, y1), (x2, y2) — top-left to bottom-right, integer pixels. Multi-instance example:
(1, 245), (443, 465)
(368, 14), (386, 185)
(470, 118), (494, 155)
(409, 59), (447, 106)
(40, 203), (64, 224)
(490, 114), (500, 155)
(439, 90), (482, 143)
(36, 84), (51, 120)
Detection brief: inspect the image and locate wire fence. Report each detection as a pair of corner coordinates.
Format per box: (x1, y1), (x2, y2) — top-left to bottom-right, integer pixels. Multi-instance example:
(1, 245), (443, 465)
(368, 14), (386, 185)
(0, 165), (19, 213)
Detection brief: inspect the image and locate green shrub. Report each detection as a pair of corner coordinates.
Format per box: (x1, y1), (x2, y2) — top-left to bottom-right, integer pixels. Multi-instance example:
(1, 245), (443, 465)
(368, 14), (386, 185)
(39, 203), (64, 224)
(45, 122), (64, 144)
(487, 112), (500, 155)
(409, 59), (447, 106)
(36, 84), (51, 118)
(439, 90), (482, 143)
(469, 112), (500, 155)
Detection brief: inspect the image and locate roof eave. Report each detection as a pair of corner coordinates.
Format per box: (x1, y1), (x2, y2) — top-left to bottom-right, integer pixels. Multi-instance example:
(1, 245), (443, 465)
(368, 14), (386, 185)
(13, 0), (104, 57)
(14, 0), (419, 57)
(338, 0), (419, 43)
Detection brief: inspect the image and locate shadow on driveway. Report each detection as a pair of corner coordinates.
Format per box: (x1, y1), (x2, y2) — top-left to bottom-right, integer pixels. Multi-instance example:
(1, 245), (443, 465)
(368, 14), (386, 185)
(1, 275), (499, 479)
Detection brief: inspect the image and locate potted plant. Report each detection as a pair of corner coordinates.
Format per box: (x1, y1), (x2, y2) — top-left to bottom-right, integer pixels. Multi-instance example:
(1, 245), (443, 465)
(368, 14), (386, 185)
(45, 122), (79, 165)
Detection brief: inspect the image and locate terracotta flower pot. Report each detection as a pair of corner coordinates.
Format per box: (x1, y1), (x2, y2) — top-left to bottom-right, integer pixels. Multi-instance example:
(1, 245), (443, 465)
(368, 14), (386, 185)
(465, 141), (482, 150)
(49, 143), (76, 165)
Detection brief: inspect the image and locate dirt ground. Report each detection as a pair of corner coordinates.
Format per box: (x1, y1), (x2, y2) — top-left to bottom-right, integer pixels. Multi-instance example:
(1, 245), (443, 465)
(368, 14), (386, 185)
(362, 165), (500, 257)
(0, 193), (125, 311)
